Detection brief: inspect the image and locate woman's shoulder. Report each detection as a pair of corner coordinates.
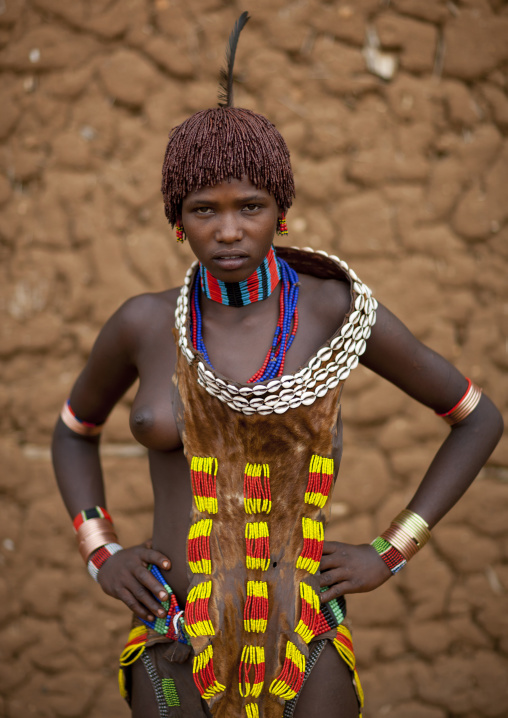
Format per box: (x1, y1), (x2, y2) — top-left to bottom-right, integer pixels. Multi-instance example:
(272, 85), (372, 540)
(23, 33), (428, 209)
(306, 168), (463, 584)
(99, 287), (182, 351)
(115, 287), (181, 326)
(298, 272), (352, 326)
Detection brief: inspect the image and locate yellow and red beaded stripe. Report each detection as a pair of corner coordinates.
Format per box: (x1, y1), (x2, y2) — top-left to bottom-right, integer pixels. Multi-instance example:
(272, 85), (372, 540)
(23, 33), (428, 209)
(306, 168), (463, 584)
(188, 519), (212, 574)
(245, 522), (270, 571)
(244, 580), (269, 633)
(191, 457), (218, 514)
(185, 581), (214, 637)
(119, 625), (148, 698)
(119, 625), (147, 667)
(239, 645), (265, 698)
(296, 518), (324, 574)
(269, 640), (305, 700)
(333, 624), (365, 711)
(245, 704), (259, 718)
(294, 582), (320, 643)
(305, 455), (334, 509)
(192, 644), (225, 700)
(244, 463), (272, 515)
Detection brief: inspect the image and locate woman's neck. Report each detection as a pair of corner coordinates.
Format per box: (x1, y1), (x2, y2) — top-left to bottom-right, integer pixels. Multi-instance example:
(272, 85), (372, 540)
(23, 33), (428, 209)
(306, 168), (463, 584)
(199, 246), (280, 307)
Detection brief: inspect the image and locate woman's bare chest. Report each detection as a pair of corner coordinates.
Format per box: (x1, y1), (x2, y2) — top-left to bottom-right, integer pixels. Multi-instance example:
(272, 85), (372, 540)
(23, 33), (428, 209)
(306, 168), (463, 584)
(129, 274), (349, 449)
(130, 320), (181, 450)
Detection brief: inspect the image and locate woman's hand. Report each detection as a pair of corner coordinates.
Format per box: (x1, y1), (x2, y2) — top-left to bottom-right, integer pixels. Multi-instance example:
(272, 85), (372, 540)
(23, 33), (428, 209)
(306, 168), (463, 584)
(97, 542), (172, 621)
(319, 540), (392, 603)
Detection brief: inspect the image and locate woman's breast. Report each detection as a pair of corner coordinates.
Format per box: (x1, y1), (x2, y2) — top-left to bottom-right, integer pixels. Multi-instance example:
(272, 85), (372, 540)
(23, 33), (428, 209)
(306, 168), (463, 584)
(130, 391), (182, 451)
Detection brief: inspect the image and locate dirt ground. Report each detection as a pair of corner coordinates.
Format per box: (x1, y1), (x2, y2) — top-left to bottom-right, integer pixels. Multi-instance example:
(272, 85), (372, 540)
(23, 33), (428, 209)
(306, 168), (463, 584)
(1, 0), (508, 716)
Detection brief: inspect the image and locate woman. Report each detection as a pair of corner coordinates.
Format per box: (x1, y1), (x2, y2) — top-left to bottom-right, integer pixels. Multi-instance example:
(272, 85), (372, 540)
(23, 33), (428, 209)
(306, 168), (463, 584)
(52, 13), (503, 718)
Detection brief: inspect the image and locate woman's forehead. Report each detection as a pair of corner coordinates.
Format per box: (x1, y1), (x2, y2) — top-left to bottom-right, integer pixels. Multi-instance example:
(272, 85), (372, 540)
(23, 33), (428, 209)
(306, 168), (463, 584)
(183, 176), (273, 202)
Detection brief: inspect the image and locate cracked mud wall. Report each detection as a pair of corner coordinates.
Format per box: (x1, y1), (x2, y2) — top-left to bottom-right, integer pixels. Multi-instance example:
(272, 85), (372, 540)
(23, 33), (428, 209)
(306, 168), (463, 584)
(1, 1), (508, 716)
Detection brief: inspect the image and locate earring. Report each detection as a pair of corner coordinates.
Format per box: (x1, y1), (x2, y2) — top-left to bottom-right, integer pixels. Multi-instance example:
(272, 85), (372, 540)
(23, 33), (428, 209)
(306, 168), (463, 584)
(176, 223), (186, 243)
(277, 214), (288, 236)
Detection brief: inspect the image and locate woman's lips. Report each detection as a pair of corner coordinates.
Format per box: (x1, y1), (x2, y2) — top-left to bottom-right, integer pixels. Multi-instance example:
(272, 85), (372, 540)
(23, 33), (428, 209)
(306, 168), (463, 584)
(212, 255), (249, 271)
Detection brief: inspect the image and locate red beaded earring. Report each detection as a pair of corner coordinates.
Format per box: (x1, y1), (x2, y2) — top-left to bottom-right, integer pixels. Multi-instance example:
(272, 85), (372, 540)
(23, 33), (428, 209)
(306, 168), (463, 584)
(176, 223), (186, 243)
(277, 214), (288, 235)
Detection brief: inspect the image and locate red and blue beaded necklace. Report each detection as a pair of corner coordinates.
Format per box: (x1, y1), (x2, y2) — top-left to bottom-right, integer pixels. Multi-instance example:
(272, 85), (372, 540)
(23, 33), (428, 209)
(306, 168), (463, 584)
(200, 245), (281, 307)
(190, 247), (299, 383)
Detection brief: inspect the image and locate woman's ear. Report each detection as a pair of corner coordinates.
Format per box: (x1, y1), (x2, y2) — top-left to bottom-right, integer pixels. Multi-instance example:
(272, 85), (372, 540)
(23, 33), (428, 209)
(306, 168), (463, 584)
(175, 217), (186, 243)
(276, 212), (288, 236)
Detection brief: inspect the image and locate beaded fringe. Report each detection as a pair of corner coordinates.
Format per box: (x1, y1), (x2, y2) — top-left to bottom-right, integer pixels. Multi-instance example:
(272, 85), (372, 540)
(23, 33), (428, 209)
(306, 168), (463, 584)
(239, 645), (266, 698)
(191, 456), (218, 514)
(304, 455), (334, 509)
(185, 581), (214, 637)
(244, 580), (269, 633)
(244, 463), (272, 514)
(294, 582), (321, 644)
(296, 518), (324, 574)
(245, 521), (270, 571)
(192, 645), (225, 700)
(188, 519), (213, 574)
(269, 641), (305, 700)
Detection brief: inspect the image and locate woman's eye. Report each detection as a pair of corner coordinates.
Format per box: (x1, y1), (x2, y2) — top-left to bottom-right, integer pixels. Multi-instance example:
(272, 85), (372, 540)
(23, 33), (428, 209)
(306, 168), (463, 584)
(195, 207), (213, 214)
(244, 204), (260, 212)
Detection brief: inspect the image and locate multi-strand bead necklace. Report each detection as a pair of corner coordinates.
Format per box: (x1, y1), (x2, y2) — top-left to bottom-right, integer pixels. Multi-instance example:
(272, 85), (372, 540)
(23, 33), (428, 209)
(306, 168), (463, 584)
(190, 247), (299, 383)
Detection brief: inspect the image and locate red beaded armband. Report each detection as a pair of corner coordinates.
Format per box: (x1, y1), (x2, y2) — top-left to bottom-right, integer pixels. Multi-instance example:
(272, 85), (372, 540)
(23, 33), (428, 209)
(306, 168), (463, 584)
(61, 399), (104, 436)
(436, 378), (482, 425)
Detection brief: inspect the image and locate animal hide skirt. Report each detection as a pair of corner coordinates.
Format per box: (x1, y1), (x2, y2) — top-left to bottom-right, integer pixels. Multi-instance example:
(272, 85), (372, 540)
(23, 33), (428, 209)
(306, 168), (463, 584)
(119, 599), (364, 717)
(168, 248), (375, 717)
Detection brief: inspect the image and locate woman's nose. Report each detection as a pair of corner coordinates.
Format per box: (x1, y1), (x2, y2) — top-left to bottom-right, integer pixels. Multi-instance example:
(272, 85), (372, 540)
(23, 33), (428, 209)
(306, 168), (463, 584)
(216, 212), (242, 242)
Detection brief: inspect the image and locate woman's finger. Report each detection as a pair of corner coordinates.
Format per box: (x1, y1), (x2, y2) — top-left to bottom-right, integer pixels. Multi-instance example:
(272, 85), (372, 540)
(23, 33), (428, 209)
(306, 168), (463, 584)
(124, 576), (168, 618)
(134, 565), (170, 602)
(321, 540), (339, 555)
(117, 587), (158, 622)
(320, 580), (351, 603)
(140, 548), (171, 571)
(318, 567), (348, 588)
(319, 548), (346, 571)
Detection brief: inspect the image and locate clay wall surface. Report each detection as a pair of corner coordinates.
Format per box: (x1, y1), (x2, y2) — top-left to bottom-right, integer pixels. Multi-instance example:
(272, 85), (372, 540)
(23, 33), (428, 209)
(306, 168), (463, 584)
(1, 0), (508, 716)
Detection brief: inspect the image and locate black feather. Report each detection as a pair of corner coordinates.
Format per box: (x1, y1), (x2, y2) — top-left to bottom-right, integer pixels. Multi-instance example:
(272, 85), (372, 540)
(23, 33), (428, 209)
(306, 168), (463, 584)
(218, 11), (250, 108)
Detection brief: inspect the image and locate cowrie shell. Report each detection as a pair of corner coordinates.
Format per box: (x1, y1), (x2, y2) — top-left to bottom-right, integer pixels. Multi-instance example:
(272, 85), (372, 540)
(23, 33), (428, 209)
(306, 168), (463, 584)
(314, 368), (329, 382)
(355, 339), (367, 356)
(330, 336), (344, 350)
(315, 384), (328, 398)
(316, 347), (333, 362)
(258, 406), (274, 415)
(347, 355), (359, 370)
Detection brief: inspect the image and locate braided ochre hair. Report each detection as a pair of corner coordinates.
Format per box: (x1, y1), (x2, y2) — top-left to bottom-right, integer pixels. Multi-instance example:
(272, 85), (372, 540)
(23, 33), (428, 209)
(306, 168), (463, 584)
(161, 13), (295, 226)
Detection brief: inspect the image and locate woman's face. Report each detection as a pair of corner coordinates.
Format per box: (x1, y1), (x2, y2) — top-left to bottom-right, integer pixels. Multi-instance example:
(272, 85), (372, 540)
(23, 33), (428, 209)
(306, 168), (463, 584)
(180, 176), (280, 282)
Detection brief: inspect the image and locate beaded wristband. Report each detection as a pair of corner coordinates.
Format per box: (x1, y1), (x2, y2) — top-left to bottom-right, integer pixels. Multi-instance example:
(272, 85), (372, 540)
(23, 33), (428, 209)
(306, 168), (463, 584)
(371, 536), (407, 574)
(61, 399), (105, 436)
(436, 378), (482, 425)
(379, 509), (430, 562)
(73, 506), (118, 563)
(87, 542), (123, 581)
(73, 505), (113, 532)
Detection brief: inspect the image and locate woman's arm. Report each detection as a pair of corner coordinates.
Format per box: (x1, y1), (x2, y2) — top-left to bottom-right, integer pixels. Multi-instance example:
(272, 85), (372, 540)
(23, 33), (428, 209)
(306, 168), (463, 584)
(319, 302), (504, 600)
(52, 296), (173, 621)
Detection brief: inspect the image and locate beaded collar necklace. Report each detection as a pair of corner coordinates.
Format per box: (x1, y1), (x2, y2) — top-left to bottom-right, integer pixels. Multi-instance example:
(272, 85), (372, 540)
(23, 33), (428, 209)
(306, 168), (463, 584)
(176, 248), (378, 415)
(199, 245), (281, 307)
(190, 249), (300, 383)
